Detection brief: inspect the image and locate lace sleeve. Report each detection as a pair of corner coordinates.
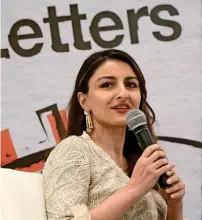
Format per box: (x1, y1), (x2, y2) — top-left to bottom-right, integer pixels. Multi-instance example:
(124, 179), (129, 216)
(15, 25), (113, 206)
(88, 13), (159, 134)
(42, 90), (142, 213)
(42, 137), (91, 220)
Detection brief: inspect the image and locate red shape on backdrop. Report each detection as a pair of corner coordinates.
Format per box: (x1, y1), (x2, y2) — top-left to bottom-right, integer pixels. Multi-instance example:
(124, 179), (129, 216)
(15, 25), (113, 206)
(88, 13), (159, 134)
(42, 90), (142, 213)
(15, 161), (45, 173)
(47, 110), (68, 144)
(1, 109), (67, 172)
(1, 129), (18, 166)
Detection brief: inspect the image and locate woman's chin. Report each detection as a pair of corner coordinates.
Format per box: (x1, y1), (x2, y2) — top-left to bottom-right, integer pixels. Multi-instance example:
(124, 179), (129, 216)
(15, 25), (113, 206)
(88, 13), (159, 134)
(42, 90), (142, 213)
(111, 119), (127, 127)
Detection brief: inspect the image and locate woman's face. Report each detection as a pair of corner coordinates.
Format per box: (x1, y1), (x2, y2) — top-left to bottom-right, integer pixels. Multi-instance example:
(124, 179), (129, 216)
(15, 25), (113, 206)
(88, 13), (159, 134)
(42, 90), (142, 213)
(80, 59), (141, 128)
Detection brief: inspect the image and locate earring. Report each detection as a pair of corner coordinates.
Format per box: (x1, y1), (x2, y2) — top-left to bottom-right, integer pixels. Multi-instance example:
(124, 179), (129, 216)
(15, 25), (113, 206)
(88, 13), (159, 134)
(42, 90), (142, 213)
(84, 111), (93, 133)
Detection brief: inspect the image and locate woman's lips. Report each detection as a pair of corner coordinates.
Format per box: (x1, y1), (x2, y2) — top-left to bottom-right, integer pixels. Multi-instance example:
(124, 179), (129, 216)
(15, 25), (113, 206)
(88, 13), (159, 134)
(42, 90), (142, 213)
(112, 108), (130, 114)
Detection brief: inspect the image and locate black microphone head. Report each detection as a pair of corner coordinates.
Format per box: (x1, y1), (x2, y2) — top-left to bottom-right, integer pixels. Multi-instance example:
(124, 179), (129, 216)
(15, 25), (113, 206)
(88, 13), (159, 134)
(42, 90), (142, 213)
(126, 109), (147, 131)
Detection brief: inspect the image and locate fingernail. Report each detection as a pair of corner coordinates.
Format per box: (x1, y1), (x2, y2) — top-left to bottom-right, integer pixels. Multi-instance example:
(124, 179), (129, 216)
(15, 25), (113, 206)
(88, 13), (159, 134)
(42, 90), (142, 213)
(167, 179), (171, 184)
(167, 171), (170, 175)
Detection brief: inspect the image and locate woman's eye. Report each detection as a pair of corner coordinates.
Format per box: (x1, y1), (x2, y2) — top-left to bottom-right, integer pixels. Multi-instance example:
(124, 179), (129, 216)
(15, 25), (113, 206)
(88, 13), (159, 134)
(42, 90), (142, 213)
(100, 82), (114, 88)
(125, 82), (138, 88)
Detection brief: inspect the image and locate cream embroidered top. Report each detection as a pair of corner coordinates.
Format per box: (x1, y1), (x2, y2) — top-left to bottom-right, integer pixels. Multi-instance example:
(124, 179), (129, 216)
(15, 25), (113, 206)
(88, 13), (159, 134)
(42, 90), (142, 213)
(43, 131), (167, 220)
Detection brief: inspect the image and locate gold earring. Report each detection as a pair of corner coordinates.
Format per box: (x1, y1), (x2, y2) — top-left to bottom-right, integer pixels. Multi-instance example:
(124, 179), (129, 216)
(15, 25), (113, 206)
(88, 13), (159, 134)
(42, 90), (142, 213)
(84, 111), (93, 133)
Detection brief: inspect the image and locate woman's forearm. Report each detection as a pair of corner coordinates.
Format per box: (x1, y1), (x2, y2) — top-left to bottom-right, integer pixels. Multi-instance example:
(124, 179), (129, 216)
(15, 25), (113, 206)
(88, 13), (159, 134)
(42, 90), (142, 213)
(89, 185), (141, 220)
(167, 203), (183, 220)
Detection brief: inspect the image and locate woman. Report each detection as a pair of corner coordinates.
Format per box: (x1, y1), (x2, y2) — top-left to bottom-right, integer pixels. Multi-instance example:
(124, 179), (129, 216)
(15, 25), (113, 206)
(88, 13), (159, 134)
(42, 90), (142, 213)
(43, 49), (185, 220)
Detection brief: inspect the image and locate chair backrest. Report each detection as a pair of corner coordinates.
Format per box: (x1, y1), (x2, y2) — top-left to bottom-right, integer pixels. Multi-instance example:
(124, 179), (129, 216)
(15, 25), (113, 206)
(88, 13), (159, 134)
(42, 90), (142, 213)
(0, 168), (47, 220)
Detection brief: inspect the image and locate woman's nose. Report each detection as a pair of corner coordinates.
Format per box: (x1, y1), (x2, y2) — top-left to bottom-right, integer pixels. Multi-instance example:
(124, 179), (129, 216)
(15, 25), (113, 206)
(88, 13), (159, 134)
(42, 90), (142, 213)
(116, 84), (129, 100)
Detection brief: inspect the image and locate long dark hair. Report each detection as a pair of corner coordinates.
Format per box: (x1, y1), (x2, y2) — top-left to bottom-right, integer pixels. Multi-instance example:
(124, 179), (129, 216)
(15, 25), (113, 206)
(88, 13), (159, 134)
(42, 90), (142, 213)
(63, 49), (157, 177)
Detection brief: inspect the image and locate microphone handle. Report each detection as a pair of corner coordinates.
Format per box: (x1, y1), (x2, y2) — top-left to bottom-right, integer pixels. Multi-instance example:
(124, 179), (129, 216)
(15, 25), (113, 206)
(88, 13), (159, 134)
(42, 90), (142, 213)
(134, 126), (169, 188)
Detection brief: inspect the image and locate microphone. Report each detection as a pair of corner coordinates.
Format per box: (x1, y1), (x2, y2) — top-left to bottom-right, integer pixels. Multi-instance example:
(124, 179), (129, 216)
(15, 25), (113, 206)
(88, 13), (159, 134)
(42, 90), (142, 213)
(126, 109), (169, 188)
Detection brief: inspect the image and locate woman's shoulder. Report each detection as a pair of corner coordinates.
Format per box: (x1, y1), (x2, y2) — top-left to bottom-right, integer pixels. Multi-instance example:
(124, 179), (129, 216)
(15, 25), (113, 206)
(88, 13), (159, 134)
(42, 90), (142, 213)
(44, 132), (90, 167)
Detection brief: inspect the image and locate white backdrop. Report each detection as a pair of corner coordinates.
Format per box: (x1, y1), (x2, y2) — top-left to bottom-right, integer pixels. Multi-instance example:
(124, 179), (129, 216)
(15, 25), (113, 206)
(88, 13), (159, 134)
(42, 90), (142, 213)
(1, 0), (202, 219)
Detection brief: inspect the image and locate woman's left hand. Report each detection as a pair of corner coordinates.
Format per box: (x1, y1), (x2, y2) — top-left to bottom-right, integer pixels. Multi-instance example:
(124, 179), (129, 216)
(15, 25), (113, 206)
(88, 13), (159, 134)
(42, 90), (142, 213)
(159, 167), (185, 207)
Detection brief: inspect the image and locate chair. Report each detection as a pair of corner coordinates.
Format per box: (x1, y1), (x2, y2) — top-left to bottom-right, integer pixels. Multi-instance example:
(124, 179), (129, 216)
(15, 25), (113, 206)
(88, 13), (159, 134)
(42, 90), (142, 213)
(0, 168), (47, 220)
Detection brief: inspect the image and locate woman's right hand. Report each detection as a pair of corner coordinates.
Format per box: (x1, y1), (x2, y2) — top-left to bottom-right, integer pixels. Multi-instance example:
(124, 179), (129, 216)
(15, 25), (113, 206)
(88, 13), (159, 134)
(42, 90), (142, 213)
(128, 144), (175, 198)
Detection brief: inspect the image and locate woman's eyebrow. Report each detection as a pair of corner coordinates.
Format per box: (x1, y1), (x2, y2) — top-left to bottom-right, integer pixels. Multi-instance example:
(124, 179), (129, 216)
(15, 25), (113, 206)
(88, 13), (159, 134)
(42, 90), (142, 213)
(124, 76), (138, 80)
(97, 76), (138, 82)
(97, 76), (116, 81)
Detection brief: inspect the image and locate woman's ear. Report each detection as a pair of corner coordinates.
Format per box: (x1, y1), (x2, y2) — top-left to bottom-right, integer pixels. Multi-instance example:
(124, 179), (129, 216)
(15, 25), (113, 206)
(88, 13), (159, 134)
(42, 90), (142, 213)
(77, 92), (89, 111)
